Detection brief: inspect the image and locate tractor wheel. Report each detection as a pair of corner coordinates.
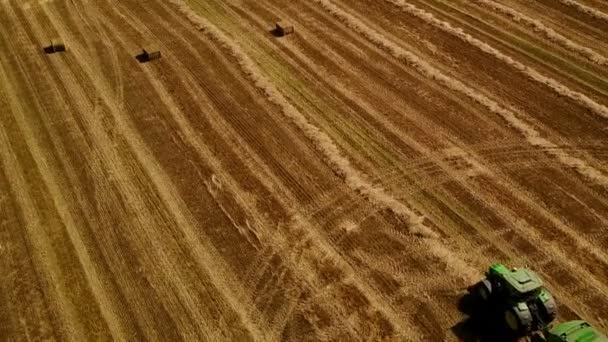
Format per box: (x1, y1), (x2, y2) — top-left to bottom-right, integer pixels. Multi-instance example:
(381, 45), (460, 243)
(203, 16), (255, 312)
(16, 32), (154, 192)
(476, 279), (492, 302)
(505, 308), (522, 333)
(538, 291), (557, 325)
(504, 307), (532, 334)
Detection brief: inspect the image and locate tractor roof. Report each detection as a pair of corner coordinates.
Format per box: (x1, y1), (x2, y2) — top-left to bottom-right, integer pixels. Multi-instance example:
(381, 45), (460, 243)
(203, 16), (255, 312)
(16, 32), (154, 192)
(490, 263), (543, 294)
(546, 320), (608, 342)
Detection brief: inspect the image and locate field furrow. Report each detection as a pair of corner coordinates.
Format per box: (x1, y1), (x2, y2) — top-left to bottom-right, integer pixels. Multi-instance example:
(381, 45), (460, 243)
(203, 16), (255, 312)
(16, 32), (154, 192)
(1, 0), (607, 340)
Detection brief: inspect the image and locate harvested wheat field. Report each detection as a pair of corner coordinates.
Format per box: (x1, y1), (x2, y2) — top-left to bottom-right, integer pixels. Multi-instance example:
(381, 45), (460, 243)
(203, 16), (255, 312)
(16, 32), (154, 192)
(1, 0), (607, 340)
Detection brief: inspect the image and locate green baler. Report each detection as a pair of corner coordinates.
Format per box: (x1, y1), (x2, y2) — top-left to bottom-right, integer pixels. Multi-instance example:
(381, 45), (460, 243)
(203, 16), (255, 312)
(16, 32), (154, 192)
(544, 320), (608, 342)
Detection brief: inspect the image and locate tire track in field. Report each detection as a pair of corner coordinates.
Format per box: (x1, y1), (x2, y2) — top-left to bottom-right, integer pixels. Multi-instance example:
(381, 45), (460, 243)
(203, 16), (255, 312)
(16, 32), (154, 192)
(232, 0), (518, 184)
(0, 20), (156, 342)
(313, 141), (608, 257)
(411, 147), (608, 320)
(505, 0), (608, 53)
(13, 7), (180, 339)
(328, 0), (608, 115)
(218, 0), (419, 166)
(131, 0), (380, 244)
(173, 0), (433, 237)
(509, 167), (608, 245)
(94, 7), (292, 337)
(334, 0), (599, 164)
(314, 0), (608, 189)
(178, 0), (496, 275)
(252, 0), (601, 207)
(472, 175), (608, 324)
(62, 0), (125, 105)
(97, 34), (267, 340)
(227, 0), (483, 234)
(0, 7), (162, 336)
(167, 0), (498, 336)
(408, 164), (608, 325)
(172, 4), (512, 334)
(232, 0), (494, 191)
(0, 65), (106, 341)
(0, 78), (67, 341)
(435, 179), (608, 325)
(175, 2), (401, 176)
(33, 1), (265, 339)
(382, 0), (608, 118)
(194, 1), (400, 176)
(251, 0), (608, 268)
(473, 0), (607, 65)
(224, 0), (514, 222)
(413, 0), (608, 101)
(262, 0), (608, 318)
(1, 3), (129, 338)
(236, 0), (511, 153)
(16, 3), (197, 340)
(94, 0), (418, 338)
(120, 0), (338, 210)
(6, 0), (605, 337)
(95, 3), (338, 336)
(0, 0), (484, 340)
(473, 168), (608, 291)
(109, 0), (337, 287)
(25, 4), (216, 339)
(228, 0), (460, 182)
(0, 121), (88, 340)
(351, 0), (608, 176)
(240, 0), (608, 326)
(288, 0), (608, 264)
(290, 0), (608, 179)
(372, 142), (608, 188)
(108, 1), (449, 337)
(233, 0), (608, 222)
(151, 0), (604, 334)
(82, 1), (125, 106)
(215, 0), (608, 304)
(0, 169), (56, 339)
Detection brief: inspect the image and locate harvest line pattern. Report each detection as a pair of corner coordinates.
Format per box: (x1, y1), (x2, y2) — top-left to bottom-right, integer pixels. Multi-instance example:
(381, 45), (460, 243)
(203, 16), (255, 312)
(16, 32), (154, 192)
(0, 0), (607, 340)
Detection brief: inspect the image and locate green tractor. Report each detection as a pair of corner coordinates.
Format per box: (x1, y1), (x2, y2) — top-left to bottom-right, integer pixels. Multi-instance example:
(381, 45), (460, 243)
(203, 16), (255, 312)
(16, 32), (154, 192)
(472, 263), (557, 335)
(543, 320), (608, 342)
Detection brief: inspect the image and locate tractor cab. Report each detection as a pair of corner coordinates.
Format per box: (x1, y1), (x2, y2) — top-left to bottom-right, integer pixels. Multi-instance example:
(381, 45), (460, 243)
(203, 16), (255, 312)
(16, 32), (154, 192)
(488, 264), (544, 299)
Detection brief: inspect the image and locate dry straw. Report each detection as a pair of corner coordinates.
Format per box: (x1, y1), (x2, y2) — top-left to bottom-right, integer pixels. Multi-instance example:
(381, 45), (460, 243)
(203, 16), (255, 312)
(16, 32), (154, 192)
(475, 0), (607, 65)
(168, 0), (434, 237)
(385, 0), (608, 119)
(558, 0), (608, 23)
(316, 0), (608, 187)
(168, 0), (489, 282)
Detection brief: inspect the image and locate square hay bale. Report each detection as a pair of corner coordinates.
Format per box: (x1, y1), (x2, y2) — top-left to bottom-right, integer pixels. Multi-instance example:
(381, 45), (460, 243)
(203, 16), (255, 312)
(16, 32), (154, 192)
(45, 38), (65, 53)
(275, 21), (294, 36)
(142, 45), (161, 61)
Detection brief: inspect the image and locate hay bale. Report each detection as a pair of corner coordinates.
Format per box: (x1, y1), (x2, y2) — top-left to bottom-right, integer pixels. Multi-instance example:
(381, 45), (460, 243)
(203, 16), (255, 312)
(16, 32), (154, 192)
(275, 21), (294, 36)
(45, 38), (65, 53)
(142, 45), (161, 61)
(52, 39), (65, 52)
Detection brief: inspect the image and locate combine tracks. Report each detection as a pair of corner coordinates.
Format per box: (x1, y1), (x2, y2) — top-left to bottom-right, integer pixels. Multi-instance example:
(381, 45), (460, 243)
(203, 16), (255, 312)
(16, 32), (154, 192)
(0, 0), (607, 340)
